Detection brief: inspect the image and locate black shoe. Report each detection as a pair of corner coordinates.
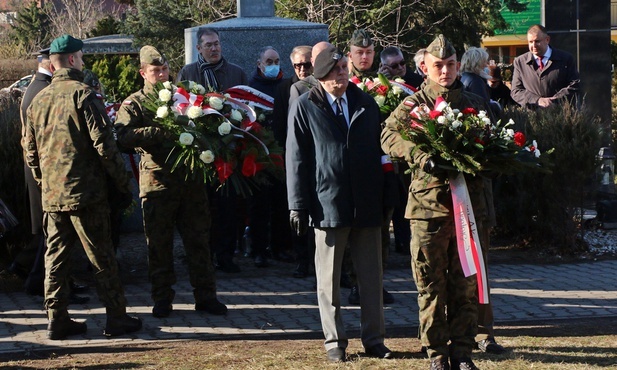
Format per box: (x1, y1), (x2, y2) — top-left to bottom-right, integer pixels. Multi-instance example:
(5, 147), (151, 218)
(293, 264), (308, 278)
(383, 288), (395, 304)
(217, 259), (241, 273)
(69, 292), (90, 305)
(365, 343), (393, 359)
(195, 297), (228, 315)
(477, 338), (505, 354)
(152, 299), (173, 318)
(104, 314), (142, 337)
(451, 357), (479, 370)
(348, 285), (360, 305)
(326, 347), (346, 363)
(430, 358), (450, 370)
(340, 273), (354, 289)
(69, 281), (89, 294)
(254, 255), (269, 268)
(47, 317), (87, 340)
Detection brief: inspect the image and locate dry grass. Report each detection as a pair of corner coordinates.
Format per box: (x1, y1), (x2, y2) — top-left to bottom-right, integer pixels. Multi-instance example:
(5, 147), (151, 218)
(1, 317), (616, 369)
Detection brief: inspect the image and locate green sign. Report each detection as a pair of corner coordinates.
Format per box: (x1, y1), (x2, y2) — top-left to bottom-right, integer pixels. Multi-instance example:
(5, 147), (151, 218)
(495, 0), (542, 35)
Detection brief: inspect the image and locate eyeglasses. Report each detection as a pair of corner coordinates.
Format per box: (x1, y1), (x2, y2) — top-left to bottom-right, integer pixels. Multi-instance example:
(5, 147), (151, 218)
(386, 61), (406, 69)
(293, 62), (312, 70)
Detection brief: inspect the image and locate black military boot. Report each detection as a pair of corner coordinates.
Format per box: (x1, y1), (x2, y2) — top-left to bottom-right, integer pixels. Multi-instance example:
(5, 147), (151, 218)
(47, 316), (87, 340)
(104, 314), (142, 337)
(194, 289), (228, 315)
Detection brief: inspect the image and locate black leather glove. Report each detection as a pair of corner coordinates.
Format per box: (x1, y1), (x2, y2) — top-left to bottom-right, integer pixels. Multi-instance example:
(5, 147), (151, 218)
(422, 157), (437, 174)
(289, 210), (309, 236)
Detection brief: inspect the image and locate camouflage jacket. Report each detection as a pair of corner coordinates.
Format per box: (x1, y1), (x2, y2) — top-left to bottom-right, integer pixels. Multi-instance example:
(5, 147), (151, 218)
(114, 82), (199, 198)
(24, 68), (131, 212)
(381, 78), (490, 220)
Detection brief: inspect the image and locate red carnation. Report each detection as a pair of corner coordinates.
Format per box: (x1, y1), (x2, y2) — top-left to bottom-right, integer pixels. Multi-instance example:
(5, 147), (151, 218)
(242, 153), (265, 177)
(429, 110), (442, 119)
(376, 85), (388, 95)
(514, 132), (526, 147)
(462, 107), (478, 115)
(214, 158), (234, 183)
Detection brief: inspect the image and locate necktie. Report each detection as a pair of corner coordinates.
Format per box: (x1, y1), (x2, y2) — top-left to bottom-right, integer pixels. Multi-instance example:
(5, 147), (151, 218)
(538, 57), (544, 70)
(335, 98), (347, 127)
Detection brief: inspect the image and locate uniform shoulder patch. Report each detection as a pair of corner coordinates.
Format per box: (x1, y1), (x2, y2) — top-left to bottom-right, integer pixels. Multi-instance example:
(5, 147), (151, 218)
(122, 100), (132, 105)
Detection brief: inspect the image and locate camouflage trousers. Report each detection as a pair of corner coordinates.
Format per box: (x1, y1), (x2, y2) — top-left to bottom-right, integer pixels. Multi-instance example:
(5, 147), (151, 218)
(142, 185), (216, 303)
(43, 205), (127, 319)
(410, 217), (478, 361)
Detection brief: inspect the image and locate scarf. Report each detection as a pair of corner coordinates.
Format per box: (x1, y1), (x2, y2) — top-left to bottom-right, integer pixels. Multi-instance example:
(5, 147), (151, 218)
(197, 53), (224, 91)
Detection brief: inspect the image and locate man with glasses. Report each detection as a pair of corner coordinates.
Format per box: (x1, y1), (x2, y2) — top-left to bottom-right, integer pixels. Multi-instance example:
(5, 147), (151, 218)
(379, 46), (423, 89)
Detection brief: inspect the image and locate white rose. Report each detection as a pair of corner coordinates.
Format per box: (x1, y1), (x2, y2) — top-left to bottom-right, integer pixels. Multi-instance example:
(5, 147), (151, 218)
(189, 81), (196, 90)
(374, 95), (386, 106)
(187, 106), (203, 119)
(394, 78), (405, 84)
(230, 109), (244, 122)
(437, 116), (446, 124)
(158, 89), (172, 102)
(179, 132), (194, 145)
(163, 81), (172, 90)
(451, 120), (462, 129)
(156, 106), (169, 118)
(218, 121), (232, 135)
(357, 82), (366, 90)
(209, 96), (224, 111)
(482, 117), (491, 125)
(199, 150), (215, 163)
(478, 110), (487, 118)
(391, 85), (404, 96)
(194, 84), (206, 95)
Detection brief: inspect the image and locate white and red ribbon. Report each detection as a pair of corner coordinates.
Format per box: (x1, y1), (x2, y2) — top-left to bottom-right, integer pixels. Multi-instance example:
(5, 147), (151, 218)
(449, 172), (489, 304)
(225, 85), (274, 111)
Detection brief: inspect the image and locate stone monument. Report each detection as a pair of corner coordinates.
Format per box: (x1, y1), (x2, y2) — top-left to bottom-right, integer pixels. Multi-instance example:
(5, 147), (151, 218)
(183, 0), (329, 83)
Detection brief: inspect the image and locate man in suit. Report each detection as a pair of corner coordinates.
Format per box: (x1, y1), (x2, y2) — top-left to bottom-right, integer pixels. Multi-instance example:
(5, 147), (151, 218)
(286, 45), (392, 363)
(511, 24), (580, 109)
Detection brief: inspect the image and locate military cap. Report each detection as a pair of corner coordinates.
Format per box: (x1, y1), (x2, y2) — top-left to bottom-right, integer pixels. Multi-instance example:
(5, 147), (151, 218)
(426, 34), (456, 59)
(50, 34), (83, 54)
(350, 29), (374, 48)
(37, 47), (50, 63)
(140, 45), (167, 66)
(313, 46), (344, 79)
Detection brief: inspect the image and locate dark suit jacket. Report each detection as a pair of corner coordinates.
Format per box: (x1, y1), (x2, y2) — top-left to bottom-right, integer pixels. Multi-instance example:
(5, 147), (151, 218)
(510, 48), (580, 109)
(20, 72), (51, 127)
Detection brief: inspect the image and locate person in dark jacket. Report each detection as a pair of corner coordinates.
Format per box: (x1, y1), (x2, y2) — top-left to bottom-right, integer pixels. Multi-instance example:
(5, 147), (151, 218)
(379, 46), (423, 89)
(247, 46), (285, 267)
(286, 45), (392, 363)
(487, 65), (516, 108)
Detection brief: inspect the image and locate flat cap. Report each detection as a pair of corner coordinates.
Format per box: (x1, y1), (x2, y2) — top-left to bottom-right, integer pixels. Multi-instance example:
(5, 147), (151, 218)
(313, 46), (344, 79)
(50, 34), (83, 54)
(37, 47), (50, 63)
(350, 29), (373, 48)
(140, 45), (167, 66)
(426, 34), (456, 59)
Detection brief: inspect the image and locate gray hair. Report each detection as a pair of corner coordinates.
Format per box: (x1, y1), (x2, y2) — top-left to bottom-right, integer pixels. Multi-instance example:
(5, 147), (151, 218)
(460, 47), (490, 79)
(290, 45), (312, 62)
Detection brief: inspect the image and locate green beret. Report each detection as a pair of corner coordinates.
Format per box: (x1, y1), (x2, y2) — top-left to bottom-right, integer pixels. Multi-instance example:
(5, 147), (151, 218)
(350, 29), (374, 48)
(50, 35), (83, 54)
(140, 45), (167, 66)
(426, 34), (456, 59)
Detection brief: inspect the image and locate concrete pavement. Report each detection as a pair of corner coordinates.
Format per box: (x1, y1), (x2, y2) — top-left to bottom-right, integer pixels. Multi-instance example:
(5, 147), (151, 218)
(1, 232), (616, 355)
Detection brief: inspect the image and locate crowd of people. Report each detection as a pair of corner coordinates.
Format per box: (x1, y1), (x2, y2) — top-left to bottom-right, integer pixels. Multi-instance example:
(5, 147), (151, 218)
(11, 22), (579, 370)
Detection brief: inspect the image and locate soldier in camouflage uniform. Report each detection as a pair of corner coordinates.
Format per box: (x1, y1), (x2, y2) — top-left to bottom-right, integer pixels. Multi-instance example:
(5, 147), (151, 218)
(381, 35), (492, 370)
(115, 46), (227, 318)
(23, 34), (142, 340)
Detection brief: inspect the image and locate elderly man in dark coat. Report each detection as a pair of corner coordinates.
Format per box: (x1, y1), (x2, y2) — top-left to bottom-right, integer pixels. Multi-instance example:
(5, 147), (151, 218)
(286, 45), (392, 363)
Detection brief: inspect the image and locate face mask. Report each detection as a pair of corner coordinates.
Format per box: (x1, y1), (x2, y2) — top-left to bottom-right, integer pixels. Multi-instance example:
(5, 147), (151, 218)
(263, 65), (280, 78)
